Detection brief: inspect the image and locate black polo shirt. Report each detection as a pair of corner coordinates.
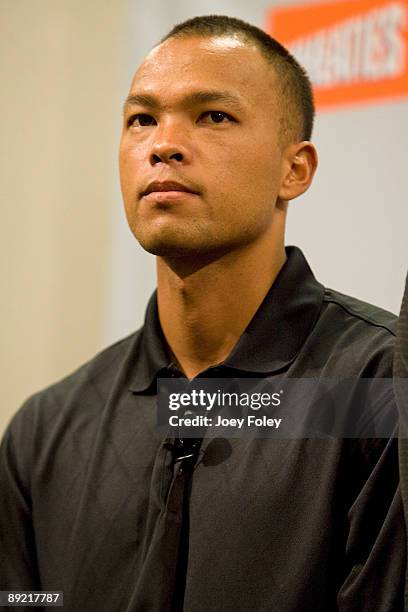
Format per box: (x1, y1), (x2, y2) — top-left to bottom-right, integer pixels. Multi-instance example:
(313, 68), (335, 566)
(0, 247), (405, 611)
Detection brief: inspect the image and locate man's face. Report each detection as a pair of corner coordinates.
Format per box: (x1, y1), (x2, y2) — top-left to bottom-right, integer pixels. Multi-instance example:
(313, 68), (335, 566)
(119, 35), (288, 257)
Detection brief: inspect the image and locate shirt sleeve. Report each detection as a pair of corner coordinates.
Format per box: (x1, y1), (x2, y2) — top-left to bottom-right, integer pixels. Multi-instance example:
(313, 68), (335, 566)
(0, 401), (41, 591)
(395, 271), (408, 609)
(337, 436), (406, 611)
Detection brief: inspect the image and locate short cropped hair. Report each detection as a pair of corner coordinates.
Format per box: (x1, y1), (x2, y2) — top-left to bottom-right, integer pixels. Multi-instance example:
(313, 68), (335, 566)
(160, 15), (315, 146)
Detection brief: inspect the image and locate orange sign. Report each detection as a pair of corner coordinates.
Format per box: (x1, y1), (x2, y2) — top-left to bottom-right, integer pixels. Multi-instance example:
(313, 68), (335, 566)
(266, 0), (408, 110)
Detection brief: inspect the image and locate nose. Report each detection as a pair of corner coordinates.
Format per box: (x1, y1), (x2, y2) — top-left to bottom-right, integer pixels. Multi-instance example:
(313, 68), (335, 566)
(149, 122), (192, 166)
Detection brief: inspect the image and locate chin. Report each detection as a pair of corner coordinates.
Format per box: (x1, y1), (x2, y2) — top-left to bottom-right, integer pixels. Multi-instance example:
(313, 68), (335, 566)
(134, 231), (201, 257)
(140, 242), (197, 257)
(130, 219), (206, 256)
(130, 220), (246, 260)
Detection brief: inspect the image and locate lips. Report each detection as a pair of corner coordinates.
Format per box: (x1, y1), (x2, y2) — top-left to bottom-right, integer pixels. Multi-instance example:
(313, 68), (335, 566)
(142, 180), (198, 196)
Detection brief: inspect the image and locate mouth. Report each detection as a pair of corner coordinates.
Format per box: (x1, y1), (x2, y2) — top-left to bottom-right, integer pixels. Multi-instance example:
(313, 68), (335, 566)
(141, 180), (199, 198)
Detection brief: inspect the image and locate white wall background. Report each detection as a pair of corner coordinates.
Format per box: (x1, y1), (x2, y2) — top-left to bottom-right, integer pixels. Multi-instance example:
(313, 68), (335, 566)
(103, 0), (408, 346)
(1, 0), (125, 434)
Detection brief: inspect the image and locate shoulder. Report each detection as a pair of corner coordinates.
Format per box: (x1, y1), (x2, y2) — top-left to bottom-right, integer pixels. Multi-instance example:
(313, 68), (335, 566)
(3, 328), (143, 444)
(323, 287), (396, 335)
(300, 287), (397, 378)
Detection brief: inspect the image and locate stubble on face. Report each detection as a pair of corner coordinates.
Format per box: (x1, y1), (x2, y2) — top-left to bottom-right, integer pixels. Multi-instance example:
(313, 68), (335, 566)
(119, 35), (288, 260)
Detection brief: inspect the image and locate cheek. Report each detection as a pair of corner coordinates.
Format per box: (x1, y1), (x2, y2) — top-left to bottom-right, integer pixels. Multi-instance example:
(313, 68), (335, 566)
(119, 135), (149, 168)
(224, 147), (282, 206)
(119, 143), (129, 178)
(119, 145), (142, 194)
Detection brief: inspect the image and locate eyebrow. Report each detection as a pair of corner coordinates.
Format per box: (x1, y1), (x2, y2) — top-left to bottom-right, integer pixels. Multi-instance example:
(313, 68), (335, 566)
(123, 90), (245, 114)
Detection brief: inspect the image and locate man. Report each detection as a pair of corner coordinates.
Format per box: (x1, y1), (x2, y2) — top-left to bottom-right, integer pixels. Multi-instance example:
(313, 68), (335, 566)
(0, 15), (405, 611)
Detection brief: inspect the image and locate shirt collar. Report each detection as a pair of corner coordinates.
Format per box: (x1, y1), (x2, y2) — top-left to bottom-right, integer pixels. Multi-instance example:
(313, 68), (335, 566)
(129, 246), (325, 392)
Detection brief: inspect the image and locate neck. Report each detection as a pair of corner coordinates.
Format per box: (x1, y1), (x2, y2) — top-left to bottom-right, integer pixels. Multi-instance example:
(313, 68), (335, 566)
(156, 222), (287, 379)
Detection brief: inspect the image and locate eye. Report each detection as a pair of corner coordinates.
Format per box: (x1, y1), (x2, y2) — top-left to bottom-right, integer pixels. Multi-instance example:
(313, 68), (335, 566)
(198, 111), (235, 124)
(128, 113), (157, 128)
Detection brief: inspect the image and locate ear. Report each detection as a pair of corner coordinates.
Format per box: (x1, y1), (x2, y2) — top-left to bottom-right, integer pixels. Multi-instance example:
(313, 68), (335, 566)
(278, 141), (318, 202)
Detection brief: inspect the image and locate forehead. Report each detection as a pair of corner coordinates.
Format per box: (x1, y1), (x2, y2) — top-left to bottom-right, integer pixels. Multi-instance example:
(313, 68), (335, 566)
(129, 35), (278, 109)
